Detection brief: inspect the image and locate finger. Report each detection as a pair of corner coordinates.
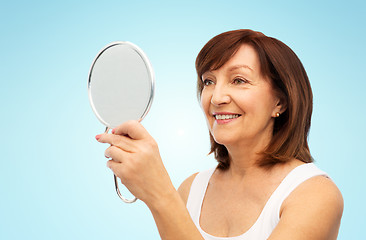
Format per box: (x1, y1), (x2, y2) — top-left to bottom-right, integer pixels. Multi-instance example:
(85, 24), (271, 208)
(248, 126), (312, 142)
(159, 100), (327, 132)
(105, 145), (129, 163)
(113, 120), (149, 140)
(97, 133), (135, 152)
(107, 159), (122, 176)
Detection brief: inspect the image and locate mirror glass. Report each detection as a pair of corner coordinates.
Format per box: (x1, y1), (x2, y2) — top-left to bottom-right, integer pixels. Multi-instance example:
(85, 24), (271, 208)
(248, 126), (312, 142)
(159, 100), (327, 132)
(88, 42), (154, 129)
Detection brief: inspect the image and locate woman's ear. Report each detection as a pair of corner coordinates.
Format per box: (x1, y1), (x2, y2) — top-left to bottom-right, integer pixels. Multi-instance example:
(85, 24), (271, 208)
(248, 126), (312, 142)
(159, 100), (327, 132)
(273, 95), (287, 117)
(278, 95), (287, 114)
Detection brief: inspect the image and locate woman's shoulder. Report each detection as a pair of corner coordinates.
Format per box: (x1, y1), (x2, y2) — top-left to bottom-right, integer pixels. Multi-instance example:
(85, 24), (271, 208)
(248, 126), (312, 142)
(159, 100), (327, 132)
(272, 173), (343, 239)
(177, 172), (199, 205)
(282, 173), (343, 213)
(280, 161), (344, 222)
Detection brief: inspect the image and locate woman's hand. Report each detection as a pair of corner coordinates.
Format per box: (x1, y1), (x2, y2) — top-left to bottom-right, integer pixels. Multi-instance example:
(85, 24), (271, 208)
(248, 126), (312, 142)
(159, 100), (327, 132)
(95, 120), (175, 207)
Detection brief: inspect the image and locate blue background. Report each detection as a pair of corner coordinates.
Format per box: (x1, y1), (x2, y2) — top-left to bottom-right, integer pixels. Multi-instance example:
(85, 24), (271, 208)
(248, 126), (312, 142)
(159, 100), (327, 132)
(0, 0), (365, 239)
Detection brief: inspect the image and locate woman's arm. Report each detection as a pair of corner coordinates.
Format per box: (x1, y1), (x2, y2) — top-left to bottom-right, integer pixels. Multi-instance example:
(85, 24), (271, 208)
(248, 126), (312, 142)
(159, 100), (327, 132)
(97, 120), (204, 240)
(177, 172), (199, 205)
(148, 181), (204, 240)
(268, 176), (343, 240)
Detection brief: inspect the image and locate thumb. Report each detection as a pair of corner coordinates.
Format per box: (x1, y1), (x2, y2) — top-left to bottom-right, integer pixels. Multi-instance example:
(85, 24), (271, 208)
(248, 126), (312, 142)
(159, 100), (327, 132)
(113, 120), (149, 140)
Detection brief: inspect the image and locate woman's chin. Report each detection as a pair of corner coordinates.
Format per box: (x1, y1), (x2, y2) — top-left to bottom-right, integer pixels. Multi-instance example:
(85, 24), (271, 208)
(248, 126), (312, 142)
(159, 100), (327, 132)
(212, 134), (238, 146)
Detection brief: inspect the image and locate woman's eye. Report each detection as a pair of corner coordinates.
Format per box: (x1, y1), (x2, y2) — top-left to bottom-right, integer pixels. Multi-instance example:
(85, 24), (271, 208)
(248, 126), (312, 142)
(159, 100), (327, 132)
(203, 79), (214, 86)
(233, 78), (248, 84)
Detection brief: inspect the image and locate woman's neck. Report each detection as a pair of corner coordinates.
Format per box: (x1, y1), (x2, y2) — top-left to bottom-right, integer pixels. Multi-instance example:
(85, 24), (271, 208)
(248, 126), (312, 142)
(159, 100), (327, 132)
(224, 132), (273, 179)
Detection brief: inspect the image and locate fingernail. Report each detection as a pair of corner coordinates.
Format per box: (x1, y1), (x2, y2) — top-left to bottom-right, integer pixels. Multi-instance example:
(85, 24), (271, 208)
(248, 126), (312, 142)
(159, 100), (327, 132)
(112, 128), (115, 134)
(95, 134), (101, 140)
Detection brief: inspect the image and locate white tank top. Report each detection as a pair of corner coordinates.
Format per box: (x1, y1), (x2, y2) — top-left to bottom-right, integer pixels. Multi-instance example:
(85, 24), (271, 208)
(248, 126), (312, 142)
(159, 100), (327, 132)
(186, 163), (328, 240)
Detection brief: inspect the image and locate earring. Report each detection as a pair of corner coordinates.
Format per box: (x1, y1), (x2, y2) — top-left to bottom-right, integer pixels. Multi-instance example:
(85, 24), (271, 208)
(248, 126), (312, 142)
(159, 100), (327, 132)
(276, 112), (280, 117)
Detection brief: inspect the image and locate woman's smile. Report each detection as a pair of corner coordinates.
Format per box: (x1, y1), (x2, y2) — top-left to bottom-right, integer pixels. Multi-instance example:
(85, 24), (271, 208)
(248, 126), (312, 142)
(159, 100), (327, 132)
(213, 112), (242, 125)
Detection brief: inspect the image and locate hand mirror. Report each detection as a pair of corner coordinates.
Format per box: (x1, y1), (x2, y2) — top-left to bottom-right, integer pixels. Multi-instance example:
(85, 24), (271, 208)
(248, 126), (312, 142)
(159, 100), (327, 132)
(88, 42), (155, 203)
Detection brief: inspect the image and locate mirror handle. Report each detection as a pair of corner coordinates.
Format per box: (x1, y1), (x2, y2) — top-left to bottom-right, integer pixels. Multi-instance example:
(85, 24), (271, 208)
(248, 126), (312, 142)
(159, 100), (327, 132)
(114, 174), (138, 203)
(104, 127), (138, 204)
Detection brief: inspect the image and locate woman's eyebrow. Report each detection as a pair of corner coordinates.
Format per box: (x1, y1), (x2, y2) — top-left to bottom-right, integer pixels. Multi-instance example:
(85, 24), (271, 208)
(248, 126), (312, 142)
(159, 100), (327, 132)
(228, 64), (253, 72)
(202, 71), (214, 78)
(202, 64), (253, 78)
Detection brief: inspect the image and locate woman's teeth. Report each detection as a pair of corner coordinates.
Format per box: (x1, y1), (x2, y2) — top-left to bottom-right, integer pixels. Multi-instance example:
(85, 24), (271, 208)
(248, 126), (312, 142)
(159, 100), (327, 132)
(215, 114), (240, 120)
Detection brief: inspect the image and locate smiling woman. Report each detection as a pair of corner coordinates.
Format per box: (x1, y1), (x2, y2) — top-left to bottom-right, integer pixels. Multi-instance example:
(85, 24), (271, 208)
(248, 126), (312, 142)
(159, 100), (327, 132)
(96, 29), (343, 240)
(186, 29), (343, 239)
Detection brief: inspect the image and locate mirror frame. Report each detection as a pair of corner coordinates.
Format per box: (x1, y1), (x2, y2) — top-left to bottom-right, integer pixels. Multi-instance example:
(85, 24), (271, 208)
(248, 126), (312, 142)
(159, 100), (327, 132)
(88, 41), (155, 128)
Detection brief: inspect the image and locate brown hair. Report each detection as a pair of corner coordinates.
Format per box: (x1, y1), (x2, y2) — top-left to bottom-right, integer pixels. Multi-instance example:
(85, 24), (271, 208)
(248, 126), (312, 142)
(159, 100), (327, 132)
(196, 29), (313, 169)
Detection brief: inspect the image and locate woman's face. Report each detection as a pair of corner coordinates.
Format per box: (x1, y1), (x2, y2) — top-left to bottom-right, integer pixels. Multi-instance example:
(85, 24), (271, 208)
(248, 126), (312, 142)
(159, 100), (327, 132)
(200, 44), (283, 147)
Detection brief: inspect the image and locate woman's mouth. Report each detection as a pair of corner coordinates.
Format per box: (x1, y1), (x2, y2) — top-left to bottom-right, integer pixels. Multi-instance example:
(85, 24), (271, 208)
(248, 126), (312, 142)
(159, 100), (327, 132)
(213, 113), (241, 124)
(214, 114), (240, 120)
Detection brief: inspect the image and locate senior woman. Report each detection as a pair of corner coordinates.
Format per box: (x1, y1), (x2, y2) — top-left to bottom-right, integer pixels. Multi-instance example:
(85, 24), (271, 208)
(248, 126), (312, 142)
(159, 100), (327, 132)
(95, 29), (343, 240)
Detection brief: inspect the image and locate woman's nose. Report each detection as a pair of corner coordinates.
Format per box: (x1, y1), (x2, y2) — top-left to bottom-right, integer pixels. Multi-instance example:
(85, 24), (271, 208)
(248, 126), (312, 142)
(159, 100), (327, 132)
(210, 84), (231, 106)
